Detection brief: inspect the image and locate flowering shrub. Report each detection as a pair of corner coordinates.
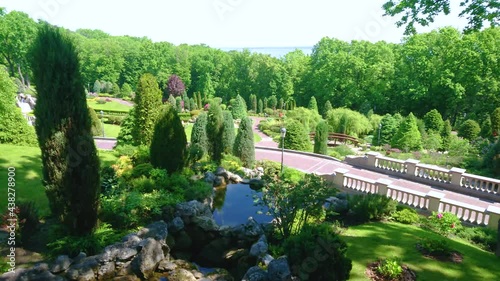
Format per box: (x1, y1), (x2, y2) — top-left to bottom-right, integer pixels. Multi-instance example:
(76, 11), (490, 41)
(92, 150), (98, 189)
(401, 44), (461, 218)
(425, 212), (462, 236)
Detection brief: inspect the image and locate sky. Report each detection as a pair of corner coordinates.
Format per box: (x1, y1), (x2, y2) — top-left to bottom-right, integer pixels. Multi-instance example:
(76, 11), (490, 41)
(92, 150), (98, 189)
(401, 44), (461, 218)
(1, 0), (469, 48)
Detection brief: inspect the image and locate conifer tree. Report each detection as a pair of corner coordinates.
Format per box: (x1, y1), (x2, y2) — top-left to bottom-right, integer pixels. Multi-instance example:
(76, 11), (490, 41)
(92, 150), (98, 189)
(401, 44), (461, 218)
(133, 73), (162, 146)
(391, 113), (422, 151)
(323, 100), (333, 118)
(234, 117), (255, 167)
(491, 107), (500, 136)
(423, 109), (444, 133)
(191, 112), (209, 156)
(314, 120), (328, 155)
(441, 119), (452, 151)
(207, 101), (224, 162)
(221, 111), (235, 154)
(258, 99), (263, 114)
(88, 107), (103, 136)
(308, 96), (318, 113)
(231, 94), (247, 119)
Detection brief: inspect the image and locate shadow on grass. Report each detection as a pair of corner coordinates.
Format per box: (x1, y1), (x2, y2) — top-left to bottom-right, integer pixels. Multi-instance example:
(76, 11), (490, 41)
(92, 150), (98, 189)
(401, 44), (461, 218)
(341, 221), (500, 281)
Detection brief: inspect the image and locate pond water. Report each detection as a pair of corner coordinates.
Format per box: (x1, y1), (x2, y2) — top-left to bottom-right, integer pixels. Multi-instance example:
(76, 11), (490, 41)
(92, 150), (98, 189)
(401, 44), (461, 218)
(212, 183), (272, 226)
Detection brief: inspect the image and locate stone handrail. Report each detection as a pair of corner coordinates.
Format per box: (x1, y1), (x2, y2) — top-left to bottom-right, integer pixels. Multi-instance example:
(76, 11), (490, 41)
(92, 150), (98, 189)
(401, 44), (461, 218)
(461, 173), (500, 194)
(333, 168), (500, 230)
(375, 156), (406, 174)
(415, 164), (451, 183)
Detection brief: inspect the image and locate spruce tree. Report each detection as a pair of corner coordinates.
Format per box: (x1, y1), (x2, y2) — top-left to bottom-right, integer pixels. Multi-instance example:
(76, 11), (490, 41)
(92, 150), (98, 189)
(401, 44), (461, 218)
(441, 119), (452, 151)
(197, 92), (203, 109)
(258, 99), (263, 114)
(231, 94), (247, 119)
(323, 100), (333, 118)
(221, 111), (235, 154)
(391, 113), (422, 151)
(183, 94), (190, 111)
(314, 120), (328, 155)
(88, 107), (103, 136)
(233, 117), (255, 167)
(133, 73), (162, 146)
(150, 105), (187, 173)
(481, 115), (492, 138)
(191, 112), (209, 156)
(207, 101), (224, 162)
(116, 108), (136, 146)
(167, 94), (176, 106)
(280, 119), (312, 151)
(112, 83), (121, 97)
(93, 80), (101, 93)
(189, 97), (196, 110)
(30, 24), (100, 234)
(458, 119), (480, 141)
(308, 96), (319, 113)
(373, 114), (399, 146)
(423, 109), (444, 133)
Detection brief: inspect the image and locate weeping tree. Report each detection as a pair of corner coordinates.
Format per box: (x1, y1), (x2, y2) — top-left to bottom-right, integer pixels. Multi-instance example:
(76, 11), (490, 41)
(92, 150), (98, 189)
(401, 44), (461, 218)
(30, 24), (100, 235)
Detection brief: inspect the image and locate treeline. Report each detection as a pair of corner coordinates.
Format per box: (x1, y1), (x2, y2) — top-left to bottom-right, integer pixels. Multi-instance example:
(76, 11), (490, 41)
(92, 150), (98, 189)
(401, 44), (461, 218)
(1, 9), (499, 126)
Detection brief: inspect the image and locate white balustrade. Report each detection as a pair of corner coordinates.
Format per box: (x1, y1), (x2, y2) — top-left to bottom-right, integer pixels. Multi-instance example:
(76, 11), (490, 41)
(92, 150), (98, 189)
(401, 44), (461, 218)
(375, 156), (406, 174)
(343, 174), (378, 194)
(415, 164), (451, 183)
(461, 173), (500, 194)
(439, 198), (488, 225)
(387, 185), (428, 209)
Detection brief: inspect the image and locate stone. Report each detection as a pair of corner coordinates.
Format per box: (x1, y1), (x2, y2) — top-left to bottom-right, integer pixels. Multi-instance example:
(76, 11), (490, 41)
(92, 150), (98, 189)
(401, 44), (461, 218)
(114, 261), (133, 277)
(223, 248), (249, 266)
(50, 255), (73, 273)
(240, 167), (254, 178)
(227, 172), (243, 183)
(17, 269), (65, 281)
(97, 262), (115, 280)
(173, 230), (192, 250)
(137, 221), (169, 243)
(215, 167), (229, 180)
(66, 256), (99, 281)
(206, 268), (235, 281)
(249, 179), (265, 190)
(214, 176), (226, 187)
(261, 254), (274, 266)
(116, 247), (137, 261)
(112, 277), (139, 281)
(175, 200), (213, 224)
(169, 216), (185, 233)
(242, 266), (268, 281)
(121, 234), (142, 248)
(169, 268), (197, 281)
(196, 237), (231, 267)
(249, 241), (268, 257)
(204, 172), (216, 183)
(73, 252), (87, 264)
(131, 238), (165, 279)
(157, 259), (177, 272)
(256, 167), (264, 173)
(193, 271), (203, 278)
(324, 196), (348, 214)
(243, 218), (264, 238)
(98, 244), (120, 263)
(192, 216), (220, 231)
(267, 256), (291, 281)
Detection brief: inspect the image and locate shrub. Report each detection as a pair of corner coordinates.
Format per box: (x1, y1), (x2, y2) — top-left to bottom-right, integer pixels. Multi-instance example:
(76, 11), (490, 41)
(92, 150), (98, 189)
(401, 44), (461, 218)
(347, 194), (397, 223)
(116, 108), (136, 146)
(207, 101), (224, 163)
(233, 117), (255, 167)
(326, 108), (372, 137)
(221, 153), (243, 172)
(184, 181), (212, 202)
(221, 111), (235, 154)
(458, 119), (481, 141)
(133, 73), (163, 146)
(329, 145), (355, 159)
(131, 145), (150, 165)
(231, 94), (247, 119)
(16, 201), (40, 245)
(457, 226), (497, 252)
(376, 257), (403, 280)
(417, 237), (453, 257)
(264, 108), (274, 116)
(130, 163), (154, 179)
(88, 107), (103, 136)
(391, 113), (422, 151)
(423, 109), (444, 133)
(491, 107), (500, 136)
(284, 223), (352, 281)
(308, 96), (318, 113)
(104, 115), (125, 125)
(286, 107), (322, 133)
(100, 166), (119, 197)
(280, 119), (312, 151)
(191, 112), (209, 156)
(423, 212), (462, 236)
(392, 208), (420, 224)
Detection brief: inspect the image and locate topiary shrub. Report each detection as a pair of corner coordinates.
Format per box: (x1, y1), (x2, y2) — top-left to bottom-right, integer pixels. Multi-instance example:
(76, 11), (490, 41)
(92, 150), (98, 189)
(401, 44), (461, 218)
(284, 223), (352, 281)
(347, 194), (397, 223)
(423, 109), (444, 133)
(221, 111), (235, 154)
(207, 101), (224, 163)
(458, 119), (481, 141)
(280, 119), (312, 151)
(392, 208), (420, 224)
(314, 120), (328, 155)
(116, 108), (136, 146)
(88, 107), (103, 136)
(233, 117), (255, 167)
(231, 94), (247, 119)
(391, 113), (422, 151)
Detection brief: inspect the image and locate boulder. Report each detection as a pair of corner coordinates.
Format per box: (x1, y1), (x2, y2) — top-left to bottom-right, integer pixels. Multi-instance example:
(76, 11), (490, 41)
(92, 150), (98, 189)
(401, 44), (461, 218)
(168, 268), (196, 281)
(242, 266), (268, 281)
(157, 259), (177, 272)
(97, 262), (115, 280)
(173, 230), (192, 250)
(121, 234), (142, 248)
(242, 218), (264, 238)
(267, 256), (291, 281)
(249, 179), (265, 190)
(215, 167), (229, 181)
(168, 217), (185, 233)
(227, 172), (243, 183)
(131, 238), (165, 279)
(204, 172), (216, 183)
(249, 237), (268, 257)
(196, 237), (231, 267)
(115, 260), (133, 277)
(116, 247), (137, 262)
(50, 255), (73, 273)
(240, 167), (254, 178)
(175, 200), (213, 224)
(137, 221), (169, 243)
(66, 256), (99, 281)
(192, 216), (219, 231)
(223, 248), (248, 266)
(213, 176), (226, 187)
(17, 268), (65, 281)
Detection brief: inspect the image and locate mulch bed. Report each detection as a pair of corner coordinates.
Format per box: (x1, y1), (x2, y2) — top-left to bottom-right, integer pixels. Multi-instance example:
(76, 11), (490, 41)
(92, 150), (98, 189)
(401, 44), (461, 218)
(366, 261), (417, 281)
(415, 244), (464, 263)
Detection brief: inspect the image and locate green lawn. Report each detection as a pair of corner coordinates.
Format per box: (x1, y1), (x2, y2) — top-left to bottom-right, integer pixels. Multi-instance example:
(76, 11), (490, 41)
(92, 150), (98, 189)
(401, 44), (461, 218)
(102, 124), (121, 138)
(87, 99), (132, 112)
(341, 221), (500, 281)
(0, 144), (118, 217)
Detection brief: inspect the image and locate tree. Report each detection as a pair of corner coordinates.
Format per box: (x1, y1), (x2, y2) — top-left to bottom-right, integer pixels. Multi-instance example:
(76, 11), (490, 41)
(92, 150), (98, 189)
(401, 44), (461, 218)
(167, 94), (176, 106)
(183, 94), (190, 111)
(268, 95), (278, 110)
(382, 0), (500, 35)
(191, 112), (209, 157)
(322, 100), (333, 118)
(30, 24), (100, 235)
(326, 108), (372, 137)
(133, 73), (162, 146)
(221, 111), (235, 154)
(121, 82), (133, 98)
(116, 108), (136, 146)
(391, 113), (422, 151)
(280, 119), (312, 151)
(88, 107), (103, 136)
(189, 97), (196, 110)
(249, 94), (257, 112)
(93, 80), (101, 93)
(308, 96), (319, 113)
(481, 115), (492, 138)
(258, 99), (263, 114)
(165, 74), (185, 98)
(207, 101), (224, 162)
(458, 119), (481, 141)
(233, 117), (255, 167)
(423, 109), (444, 133)
(441, 119), (452, 151)
(0, 67), (37, 146)
(112, 82), (121, 97)
(175, 96), (183, 112)
(373, 114), (399, 146)
(231, 94), (247, 119)
(150, 105), (187, 173)
(492, 107), (500, 136)
(314, 120), (328, 155)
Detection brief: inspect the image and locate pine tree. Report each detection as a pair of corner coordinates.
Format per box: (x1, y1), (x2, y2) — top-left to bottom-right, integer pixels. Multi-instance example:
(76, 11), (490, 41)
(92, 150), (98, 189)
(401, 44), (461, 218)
(191, 112), (209, 156)
(175, 96), (183, 112)
(441, 119), (452, 151)
(314, 120), (328, 155)
(264, 97), (268, 109)
(221, 111), (235, 154)
(481, 115), (492, 138)
(88, 107), (103, 136)
(251, 94), (257, 112)
(207, 101), (224, 162)
(391, 113), (422, 151)
(258, 99), (263, 114)
(268, 95), (278, 110)
(30, 24), (100, 234)
(423, 109), (444, 133)
(323, 100), (333, 118)
(280, 119), (312, 151)
(231, 94), (248, 119)
(233, 117), (255, 167)
(150, 104), (187, 173)
(308, 96), (318, 113)
(133, 73), (162, 146)
(373, 114), (399, 146)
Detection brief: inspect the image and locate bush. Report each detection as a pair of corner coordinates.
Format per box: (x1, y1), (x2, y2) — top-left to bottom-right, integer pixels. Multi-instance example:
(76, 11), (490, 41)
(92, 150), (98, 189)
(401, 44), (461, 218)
(131, 145), (150, 165)
(264, 108), (274, 116)
(392, 208), (420, 224)
(16, 201), (40, 245)
(104, 115), (125, 125)
(376, 257), (403, 280)
(116, 108), (136, 146)
(221, 111), (235, 154)
(284, 223), (352, 281)
(184, 181), (212, 202)
(221, 153), (243, 172)
(423, 212), (462, 236)
(457, 226), (497, 252)
(88, 107), (103, 136)
(314, 120), (328, 155)
(417, 237), (453, 257)
(113, 144), (137, 158)
(347, 194), (397, 223)
(100, 166), (119, 197)
(231, 94), (247, 119)
(130, 163), (154, 179)
(391, 113), (422, 151)
(280, 119), (312, 152)
(233, 117), (255, 167)
(458, 119), (481, 141)
(129, 176), (156, 193)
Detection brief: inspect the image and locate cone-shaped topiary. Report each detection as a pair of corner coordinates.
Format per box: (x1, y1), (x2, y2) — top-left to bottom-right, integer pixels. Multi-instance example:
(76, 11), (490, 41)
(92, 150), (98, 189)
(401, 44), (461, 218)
(191, 112), (209, 156)
(308, 96), (318, 113)
(88, 107), (103, 136)
(280, 119), (312, 151)
(133, 73), (162, 146)
(233, 117), (255, 167)
(207, 101), (224, 163)
(458, 119), (480, 141)
(30, 24), (100, 235)
(391, 113), (422, 151)
(231, 94), (247, 119)
(150, 104), (187, 173)
(314, 120), (328, 155)
(423, 109), (444, 133)
(222, 111), (235, 154)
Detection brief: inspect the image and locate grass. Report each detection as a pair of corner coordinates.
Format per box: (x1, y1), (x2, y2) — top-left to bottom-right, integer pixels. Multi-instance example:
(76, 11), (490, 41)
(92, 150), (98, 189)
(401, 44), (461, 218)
(102, 124), (121, 138)
(341, 221), (500, 281)
(0, 144), (118, 217)
(87, 99), (132, 112)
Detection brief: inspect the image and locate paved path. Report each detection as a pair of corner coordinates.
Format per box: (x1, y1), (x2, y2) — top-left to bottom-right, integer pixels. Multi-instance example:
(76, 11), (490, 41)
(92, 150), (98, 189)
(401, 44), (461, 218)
(107, 97), (134, 107)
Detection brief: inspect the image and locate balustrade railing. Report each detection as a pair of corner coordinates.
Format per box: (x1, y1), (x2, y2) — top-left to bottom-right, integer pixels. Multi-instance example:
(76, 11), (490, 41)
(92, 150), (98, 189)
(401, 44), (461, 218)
(375, 156), (406, 174)
(415, 164), (451, 183)
(440, 198), (488, 225)
(461, 173), (500, 194)
(387, 185), (428, 209)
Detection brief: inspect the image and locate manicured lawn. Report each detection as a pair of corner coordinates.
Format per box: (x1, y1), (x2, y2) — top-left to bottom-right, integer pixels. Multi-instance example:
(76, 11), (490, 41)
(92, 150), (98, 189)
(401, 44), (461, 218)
(0, 144), (118, 217)
(87, 99), (132, 112)
(341, 221), (500, 281)
(102, 124), (121, 138)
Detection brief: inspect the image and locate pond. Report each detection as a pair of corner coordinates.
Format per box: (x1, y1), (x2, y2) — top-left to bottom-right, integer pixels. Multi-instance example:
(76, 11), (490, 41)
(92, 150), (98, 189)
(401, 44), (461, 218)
(212, 183), (272, 226)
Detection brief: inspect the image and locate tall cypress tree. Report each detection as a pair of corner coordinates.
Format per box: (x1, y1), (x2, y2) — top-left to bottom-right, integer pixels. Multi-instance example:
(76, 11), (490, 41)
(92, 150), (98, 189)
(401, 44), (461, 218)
(258, 99), (263, 114)
(191, 112), (209, 156)
(231, 94), (247, 119)
(308, 96), (319, 113)
(221, 111), (235, 154)
(234, 117), (255, 167)
(207, 101), (224, 162)
(314, 120), (328, 155)
(150, 105), (187, 174)
(133, 73), (162, 146)
(30, 24), (100, 235)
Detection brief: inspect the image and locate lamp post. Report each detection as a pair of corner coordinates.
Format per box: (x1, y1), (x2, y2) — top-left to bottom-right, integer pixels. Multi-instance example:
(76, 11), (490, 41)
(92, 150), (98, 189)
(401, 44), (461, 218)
(100, 110), (105, 137)
(378, 123), (382, 146)
(280, 127), (286, 175)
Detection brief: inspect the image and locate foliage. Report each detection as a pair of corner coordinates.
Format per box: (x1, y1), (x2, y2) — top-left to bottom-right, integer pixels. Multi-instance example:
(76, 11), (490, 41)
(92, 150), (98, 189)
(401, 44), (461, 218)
(373, 114), (399, 146)
(184, 180), (212, 202)
(190, 112), (209, 161)
(207, 101), (224, 163)
(457, 226), (498, 252)
(233, 117), (255, 167)
(423, 109), (444, 133)
(376, 257), (403, 280)
(220, 153), (243, 172)
(30, 24), (100, 235)
(221, 111), (235, 155)
(314, 120), (328, 155)
(391, 113), (422, 151)
(441, 119), (452, 151)
(447, 135), (471, 156)
(284, 223), (352, 281)
(279, 119), (312, 151)
(458, 119), (481, 141)
(492, 107), (500, 136)
(165, 74), (186, 97)
(257, 174), (337, 239)
(88, 107), (103, 136)
(328, 145), (355, 160)
(231, 94), (247, 119)
(115, 108), (136, 147)
(16, 201), (40, 245)
(326, 108), (372, 137)
(483, 139), (500, 176)
(133, 73), (162, 146)
(347, 194), (397, 223)
(308, 96), (318, 113)
(480, 115), (492, 138)
(120, 83), (133, 98)
(150, 105), (187, 174)
(423, 212), (462, 236)
(422, 131), (443, 152)
(258, 99), (263, 114)
(417, 237), (453, 257)
(392, 208), (420, 224)
(285, 107), (322, 133)
(322, 100), (333, 118)
(268, 95), (278, 110)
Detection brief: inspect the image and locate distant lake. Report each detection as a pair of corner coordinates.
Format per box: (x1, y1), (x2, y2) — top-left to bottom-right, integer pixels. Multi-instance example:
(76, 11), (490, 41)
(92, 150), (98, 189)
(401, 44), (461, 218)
(219, 46), (313, 58)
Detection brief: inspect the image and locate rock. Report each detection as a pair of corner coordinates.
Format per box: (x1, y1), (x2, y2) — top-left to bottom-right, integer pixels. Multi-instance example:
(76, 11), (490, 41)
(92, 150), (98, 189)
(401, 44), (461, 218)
(98, 244), (120, 263)
(249, 179), (265, 190)
(249, 241), (268, 257)
(116, 247), (137, 261)
(242, 266), (268, 281)
(214, 176), (226, 187)
(157, 259), (177, 272)
(73, 252), (87, 264)
(261, 254), (274, 266)
(121, 234), (142, 248)
(256, 167), (264, 173)
(227, 172), (243, 183)
(196, 237), (231, 267)
(204, 172), (216, 183)
(243, 218), (264, 238)
(324, 196), (348, 214)
(17, 269), (65, 281)
(131, 238), (165, 279)
(169, 216), (185, 233)
(240, 167), (254, 178)
(50, 255), (73, 273)
(173, 230), (192, 250)
(192, 216), (219, 231)
(66, 256), (98, 281)
(215, 167), (229, 180)
(267, 256), (291, 281)
(97, 262), (115, 280)
(175, 200), (213, 224)
(115, 260), (133, 277)
(137, 221), (169, 243)
(223, 248), (248, 266)
(169, 268), (197, 281)
(206, 268), (235, 281)
(111, 276), (139, 281)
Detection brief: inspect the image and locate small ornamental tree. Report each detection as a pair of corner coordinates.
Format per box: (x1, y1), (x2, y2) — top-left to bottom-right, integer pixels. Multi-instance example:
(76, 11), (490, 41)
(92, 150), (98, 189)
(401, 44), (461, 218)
(221, 111), (235, 155)
(481, 115), (492, 138)
(441, 119), (452, 151)
(373, 114), (399, 146)
(167, 94), (176, 106)
(458, 119), (481, 141)
(268, 95), (278, 110)
(93, 80), (101, 93)
(165, 74), (185, 97)
(322, 100), (333, 118)
(423, 109), (444, 133)
(88, 107), (103, 136)
(175, 96), (183, 112)
(197, 92), (203, 109)
(121, 82), (133, 98)
(207, 101), (224, 163)
(249, 94), (257, 112)
(280, 119), (312, 151)
(391, 113), (422, 151)
(233, 117), (255, 167)
(183, 94), (190, 111)
(231, 94), (247, 119)
(491, 107), (500, 136)
(279, 97), (285, 110)
(112, 82), (121, 97)
(190, 112), (209, 157)
(258, 99), (263, 114)
(189, 97), (197, 110)
(150, 105), (187, 174)
(116, 108), (136, 146)
(30, 24), (100, 235)
(314, 120), (328, 155)
(133, 73), (163, 146)
(308, 96), (319, 113)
